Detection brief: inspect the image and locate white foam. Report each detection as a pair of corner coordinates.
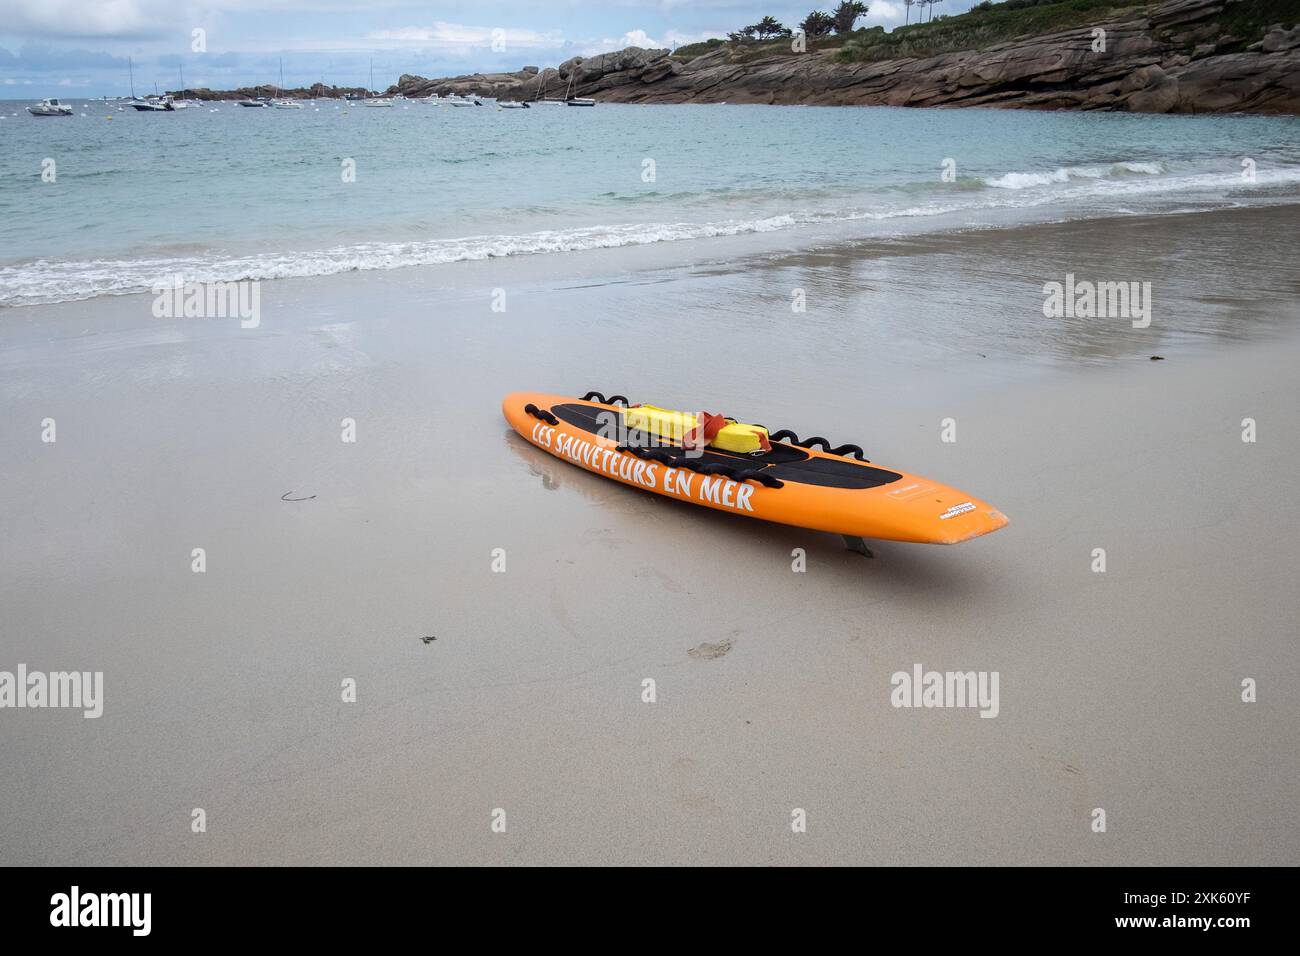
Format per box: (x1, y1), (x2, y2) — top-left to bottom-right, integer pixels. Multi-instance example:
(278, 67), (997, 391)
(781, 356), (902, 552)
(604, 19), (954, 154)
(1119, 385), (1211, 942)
(985, 160), (1167, 189)
(4, 162), (1298, 308)
(987, 168), (1073, 189)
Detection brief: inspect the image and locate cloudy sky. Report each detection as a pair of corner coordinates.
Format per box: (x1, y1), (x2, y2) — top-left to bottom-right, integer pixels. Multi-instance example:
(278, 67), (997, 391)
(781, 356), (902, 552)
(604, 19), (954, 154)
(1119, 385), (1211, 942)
(0, 0), (970, 96)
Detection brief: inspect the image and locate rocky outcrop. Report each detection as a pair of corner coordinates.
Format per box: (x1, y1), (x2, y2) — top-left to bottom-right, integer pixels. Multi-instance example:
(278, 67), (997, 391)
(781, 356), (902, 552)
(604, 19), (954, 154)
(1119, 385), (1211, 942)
(389, 0), (1300, 113)
(387, 67), (547, 100)
(169, 83), (369, 101)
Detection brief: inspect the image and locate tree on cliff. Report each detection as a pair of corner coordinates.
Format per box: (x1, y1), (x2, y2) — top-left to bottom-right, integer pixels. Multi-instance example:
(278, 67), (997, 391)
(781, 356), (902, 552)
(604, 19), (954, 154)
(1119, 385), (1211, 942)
(832, 1), (869, 34)
(800, 11), (836, 37)
(729, 15), (793, 41)
(919, 0), (943, 22)
(753, 16), (792, 39)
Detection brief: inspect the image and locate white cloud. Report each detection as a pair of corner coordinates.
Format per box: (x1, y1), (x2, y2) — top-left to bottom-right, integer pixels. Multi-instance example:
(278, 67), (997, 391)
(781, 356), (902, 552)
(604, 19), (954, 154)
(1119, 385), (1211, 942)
(623, 29), (664, 48)
(589, 27), (722, 54)
(866, 1), (907, 25)
(366, 22), (563, 50)
(2, 0), (185, 38)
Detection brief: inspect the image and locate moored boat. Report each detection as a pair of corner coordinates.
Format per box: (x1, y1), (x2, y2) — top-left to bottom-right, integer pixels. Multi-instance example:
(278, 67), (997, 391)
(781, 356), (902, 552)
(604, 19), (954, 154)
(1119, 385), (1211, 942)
(27, 98), (74, 116)
(130, 95), (175, 111)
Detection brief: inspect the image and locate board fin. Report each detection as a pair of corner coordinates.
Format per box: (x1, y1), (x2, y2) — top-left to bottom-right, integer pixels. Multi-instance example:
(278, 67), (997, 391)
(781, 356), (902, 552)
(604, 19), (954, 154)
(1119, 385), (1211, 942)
(841, 534), (874, 558)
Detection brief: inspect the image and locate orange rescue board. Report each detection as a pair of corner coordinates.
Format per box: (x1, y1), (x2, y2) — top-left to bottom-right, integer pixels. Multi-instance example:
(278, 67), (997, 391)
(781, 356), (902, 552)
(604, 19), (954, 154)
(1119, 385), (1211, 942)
(503, 392), (1009, 545)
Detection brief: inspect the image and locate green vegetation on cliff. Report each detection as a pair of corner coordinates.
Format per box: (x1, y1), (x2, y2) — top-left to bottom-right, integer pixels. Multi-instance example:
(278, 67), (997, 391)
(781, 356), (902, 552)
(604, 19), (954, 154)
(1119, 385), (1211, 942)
(1212, 0), (1300, 51)
(672, 0), (1300, 66)
(835, 0), (1151, 63)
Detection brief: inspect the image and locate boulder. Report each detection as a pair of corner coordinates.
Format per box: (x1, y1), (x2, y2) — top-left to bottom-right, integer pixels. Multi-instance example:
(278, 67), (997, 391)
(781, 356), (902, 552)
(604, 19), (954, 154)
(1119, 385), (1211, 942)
(1262, 25), (1300, 53)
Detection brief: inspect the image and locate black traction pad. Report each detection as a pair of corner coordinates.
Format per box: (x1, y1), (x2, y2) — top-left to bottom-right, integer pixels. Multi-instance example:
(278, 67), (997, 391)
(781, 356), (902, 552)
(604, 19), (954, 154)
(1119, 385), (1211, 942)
(548, 403), (903, 490)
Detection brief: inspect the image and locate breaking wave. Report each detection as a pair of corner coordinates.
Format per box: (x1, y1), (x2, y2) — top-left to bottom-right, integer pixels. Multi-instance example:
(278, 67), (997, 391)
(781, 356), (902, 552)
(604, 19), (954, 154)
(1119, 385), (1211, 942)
(984, 161), (1166, 189)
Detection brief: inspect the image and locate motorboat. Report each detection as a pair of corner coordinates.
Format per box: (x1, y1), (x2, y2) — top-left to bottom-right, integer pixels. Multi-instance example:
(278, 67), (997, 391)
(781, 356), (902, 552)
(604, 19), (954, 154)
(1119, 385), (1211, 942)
(27, 98), (74, 116)
(130, 96), (175, 111)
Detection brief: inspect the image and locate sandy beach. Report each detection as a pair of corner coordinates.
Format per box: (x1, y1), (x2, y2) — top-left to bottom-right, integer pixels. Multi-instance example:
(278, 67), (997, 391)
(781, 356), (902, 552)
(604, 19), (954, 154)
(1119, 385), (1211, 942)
(1, 204), (1298, 866)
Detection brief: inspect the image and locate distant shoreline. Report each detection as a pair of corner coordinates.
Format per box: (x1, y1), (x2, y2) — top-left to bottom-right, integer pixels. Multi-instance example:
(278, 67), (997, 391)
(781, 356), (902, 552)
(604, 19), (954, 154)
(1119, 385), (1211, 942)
(378, 0), (1300, 114)
(44, 0), (1296, 113)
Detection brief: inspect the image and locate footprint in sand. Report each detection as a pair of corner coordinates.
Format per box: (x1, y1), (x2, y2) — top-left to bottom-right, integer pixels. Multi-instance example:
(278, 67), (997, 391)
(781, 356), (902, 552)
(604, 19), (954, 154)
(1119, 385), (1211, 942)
(688, 638), (734, 661)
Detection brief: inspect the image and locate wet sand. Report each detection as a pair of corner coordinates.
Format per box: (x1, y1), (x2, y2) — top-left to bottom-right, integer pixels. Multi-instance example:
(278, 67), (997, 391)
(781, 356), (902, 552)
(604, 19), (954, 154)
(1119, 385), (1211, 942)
(1, 206), (1297, 865)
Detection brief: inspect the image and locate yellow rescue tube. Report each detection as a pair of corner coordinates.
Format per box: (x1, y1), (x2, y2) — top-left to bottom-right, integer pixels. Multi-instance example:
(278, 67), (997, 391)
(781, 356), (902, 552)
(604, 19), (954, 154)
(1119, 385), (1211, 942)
(622, 404), (770, 454)
(503, 392), (1009, 545)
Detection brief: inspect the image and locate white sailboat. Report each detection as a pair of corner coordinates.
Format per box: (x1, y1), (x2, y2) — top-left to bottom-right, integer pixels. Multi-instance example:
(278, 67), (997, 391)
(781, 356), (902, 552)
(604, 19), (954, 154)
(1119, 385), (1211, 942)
(172, 63), (201, 108)
(125, 64), (175, 111)
(237, 73), (268, 107)
(363, 59), (393, 107)
(125, 58), (161, 110)
(561, 68), (595, 106)
(270, 59), (304, 108)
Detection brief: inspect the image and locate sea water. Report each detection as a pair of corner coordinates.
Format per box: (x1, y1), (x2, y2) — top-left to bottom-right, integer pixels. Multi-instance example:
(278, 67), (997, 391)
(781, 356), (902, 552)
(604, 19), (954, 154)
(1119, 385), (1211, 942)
(1, 99), (1297, 306)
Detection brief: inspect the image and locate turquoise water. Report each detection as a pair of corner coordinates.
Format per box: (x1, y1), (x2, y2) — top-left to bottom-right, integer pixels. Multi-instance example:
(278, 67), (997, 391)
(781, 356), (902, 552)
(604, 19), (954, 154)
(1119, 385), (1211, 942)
(1, 98), (1298, 306)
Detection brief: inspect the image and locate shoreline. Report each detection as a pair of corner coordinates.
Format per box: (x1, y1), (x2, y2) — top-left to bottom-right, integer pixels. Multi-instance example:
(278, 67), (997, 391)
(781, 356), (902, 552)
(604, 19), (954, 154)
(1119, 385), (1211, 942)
(5, 204), (1297, 373)
(5, 198), (1300, 314)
